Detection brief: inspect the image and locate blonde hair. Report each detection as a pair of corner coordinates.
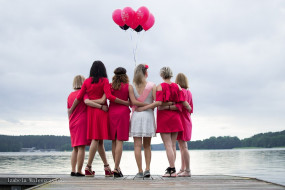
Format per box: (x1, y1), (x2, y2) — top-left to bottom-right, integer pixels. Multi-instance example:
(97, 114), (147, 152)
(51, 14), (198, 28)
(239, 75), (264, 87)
(73, 75), (85, 90)
(175, 73), (189, 89)
(112, 67), (129, 90)
(133, 64), (148, 86)
(160, 67), (173, 79)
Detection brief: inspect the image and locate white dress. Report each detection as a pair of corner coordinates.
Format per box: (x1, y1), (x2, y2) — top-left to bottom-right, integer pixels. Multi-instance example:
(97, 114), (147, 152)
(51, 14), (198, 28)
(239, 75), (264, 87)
(129, 85), (156, 137)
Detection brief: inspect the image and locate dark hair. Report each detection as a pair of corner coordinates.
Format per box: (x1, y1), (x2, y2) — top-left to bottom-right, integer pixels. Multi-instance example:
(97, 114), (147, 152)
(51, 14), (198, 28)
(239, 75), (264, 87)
(89, 60), (108, 83)
(112, 67), (129, 90)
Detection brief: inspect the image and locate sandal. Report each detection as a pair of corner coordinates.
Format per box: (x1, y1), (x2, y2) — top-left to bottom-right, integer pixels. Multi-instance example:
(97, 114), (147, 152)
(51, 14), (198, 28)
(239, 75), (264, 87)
(177, 169), (184, 175)
(178, 170), (191, 177)
(162, 167), (177, 177)
(85, 165), (95, 177)
(104, 164), (113, 177)
(112, 168), (121, 178)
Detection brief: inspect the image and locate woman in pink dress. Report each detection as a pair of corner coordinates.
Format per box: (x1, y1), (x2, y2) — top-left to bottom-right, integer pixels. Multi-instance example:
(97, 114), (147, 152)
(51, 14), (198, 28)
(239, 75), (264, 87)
(109, 67), (130, 177)
(68, 61), (129, 177)
(67, 75), (91, 176)
(137, 67), (191, 177)
(68, 75), (107, 176)
(159, 73), (193, 177)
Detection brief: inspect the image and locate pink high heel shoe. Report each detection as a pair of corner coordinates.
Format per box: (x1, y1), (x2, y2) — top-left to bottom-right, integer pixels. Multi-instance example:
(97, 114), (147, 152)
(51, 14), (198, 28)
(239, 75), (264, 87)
(85, 165), (95, 177)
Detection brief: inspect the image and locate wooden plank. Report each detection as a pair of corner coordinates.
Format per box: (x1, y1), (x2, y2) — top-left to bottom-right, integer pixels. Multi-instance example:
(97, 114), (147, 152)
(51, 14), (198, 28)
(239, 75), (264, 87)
(29, 175), (285, 190)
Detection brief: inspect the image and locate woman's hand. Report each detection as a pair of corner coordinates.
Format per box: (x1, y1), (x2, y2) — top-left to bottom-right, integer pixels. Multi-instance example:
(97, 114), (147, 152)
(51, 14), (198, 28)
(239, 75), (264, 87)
(101, 105), (109, 112)
(136, 107), (145, 112)
(158, 106), (168, 110)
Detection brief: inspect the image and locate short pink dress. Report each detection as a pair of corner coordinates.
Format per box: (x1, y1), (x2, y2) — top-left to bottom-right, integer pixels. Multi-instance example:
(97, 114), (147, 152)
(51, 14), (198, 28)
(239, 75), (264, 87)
(76, 77), (116, 140)
(177, 89), (193, 141)
(109, 83), (130, 141)
(156, 83), (185, 133)
(67, 90), (91, 147)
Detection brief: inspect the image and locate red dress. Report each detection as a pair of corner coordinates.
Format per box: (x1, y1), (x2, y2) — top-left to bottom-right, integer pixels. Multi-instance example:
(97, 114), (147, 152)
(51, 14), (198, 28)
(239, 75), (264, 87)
(109, 83), (130, 141)
(67, 90), (91, 147)
(156, 83), (185, 133)
(177, 89), (193, 141)
(77, 77), (116, 140)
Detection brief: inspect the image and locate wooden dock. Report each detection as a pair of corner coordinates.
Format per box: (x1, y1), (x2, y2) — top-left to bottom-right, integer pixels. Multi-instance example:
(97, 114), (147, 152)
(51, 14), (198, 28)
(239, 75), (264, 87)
(26, 175), (285, 190)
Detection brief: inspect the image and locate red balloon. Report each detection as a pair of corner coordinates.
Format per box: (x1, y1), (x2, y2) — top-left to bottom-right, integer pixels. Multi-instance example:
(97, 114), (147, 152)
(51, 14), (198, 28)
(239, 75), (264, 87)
(136, 6), (150, 25)
(142, 13), (155, 31)
(112, 9), (124, 26)
(121, 7), (135, 26)
(130, 12), (140, 29)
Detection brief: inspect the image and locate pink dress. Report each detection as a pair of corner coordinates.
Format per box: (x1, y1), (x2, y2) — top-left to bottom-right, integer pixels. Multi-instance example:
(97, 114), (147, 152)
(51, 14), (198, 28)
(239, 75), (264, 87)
(177, 89), (193, 141)
(67, 90), (91, 147)
(109, 83), (130, 141)
(156, 83), (185, 133)
(76, 77), (116, 140)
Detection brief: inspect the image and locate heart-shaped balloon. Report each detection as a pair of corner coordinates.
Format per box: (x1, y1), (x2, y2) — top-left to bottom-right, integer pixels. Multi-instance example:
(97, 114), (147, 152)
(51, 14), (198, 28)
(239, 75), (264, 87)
(112, 9), (125, 26)
(142, 13), (155, 31)
(121, 7), (135, 27)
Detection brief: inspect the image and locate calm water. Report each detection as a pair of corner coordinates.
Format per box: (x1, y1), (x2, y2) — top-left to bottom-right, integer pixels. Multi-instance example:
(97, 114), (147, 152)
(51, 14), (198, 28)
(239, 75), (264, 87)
(0, 148), (284, 186)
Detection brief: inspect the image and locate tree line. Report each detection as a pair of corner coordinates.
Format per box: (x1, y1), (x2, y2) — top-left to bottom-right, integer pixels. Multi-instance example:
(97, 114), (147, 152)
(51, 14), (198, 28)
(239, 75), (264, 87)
(0, 130), (284, 152)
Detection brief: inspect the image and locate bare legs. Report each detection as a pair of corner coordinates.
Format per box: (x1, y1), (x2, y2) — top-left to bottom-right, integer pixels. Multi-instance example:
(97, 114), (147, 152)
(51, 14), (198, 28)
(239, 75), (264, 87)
(178, 140), (191, 176)
(71, 145), (86, 174)
(112, 139), (123, 170)
(133, 137), (152, 173)
(160, 132), (178, 168)
(86, 140), (110, 172)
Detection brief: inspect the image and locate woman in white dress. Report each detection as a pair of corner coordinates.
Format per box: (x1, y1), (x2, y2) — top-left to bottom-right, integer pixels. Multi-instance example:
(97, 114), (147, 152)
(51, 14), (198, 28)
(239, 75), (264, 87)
(129, 64), (156, 178)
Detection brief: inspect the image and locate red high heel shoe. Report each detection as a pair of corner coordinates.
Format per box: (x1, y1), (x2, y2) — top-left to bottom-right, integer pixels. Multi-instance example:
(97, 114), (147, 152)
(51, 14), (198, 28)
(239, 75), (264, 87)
(104, 164), (113, 177)
(85, 165), (95, 177)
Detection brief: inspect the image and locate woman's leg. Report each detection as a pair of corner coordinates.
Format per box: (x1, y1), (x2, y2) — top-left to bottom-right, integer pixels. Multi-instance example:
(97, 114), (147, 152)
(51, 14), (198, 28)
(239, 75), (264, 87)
(143, 137), (152, 171)
(178, 140), (190, 171)
(112, 140), (116, 164)
(77, 146), (85, 174)
(87, 140), (99, 166)
(134, 137), (143, 173)
(98, 140), (108, 166)
(160, 133), (176, 168)
(114, 140), (123, 169)
(178, 142), (185, 172)
(71, 147), (78, 173)
(171, 132), (178, 163)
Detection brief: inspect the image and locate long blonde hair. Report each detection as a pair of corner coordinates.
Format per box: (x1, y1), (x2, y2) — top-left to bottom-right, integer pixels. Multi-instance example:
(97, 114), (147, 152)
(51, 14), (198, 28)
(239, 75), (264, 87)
(133, 64), (148, 86)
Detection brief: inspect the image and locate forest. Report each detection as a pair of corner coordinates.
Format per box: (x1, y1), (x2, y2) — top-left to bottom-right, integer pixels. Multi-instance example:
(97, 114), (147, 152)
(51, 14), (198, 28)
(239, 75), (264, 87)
(0, 130), (284, 152)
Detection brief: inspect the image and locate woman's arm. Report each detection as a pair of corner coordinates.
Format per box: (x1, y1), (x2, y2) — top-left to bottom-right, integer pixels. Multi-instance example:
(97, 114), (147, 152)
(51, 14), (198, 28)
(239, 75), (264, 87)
(103, 79), (130, 106)
(158, 105), (178, 111)
(128, 85), (148, 107)
(68, 99), (80, 116)
(136, 101), (161, 112)
(84, 99), (108, 112)
(90, 94), (106, 105)
(182, 101), (192, 113)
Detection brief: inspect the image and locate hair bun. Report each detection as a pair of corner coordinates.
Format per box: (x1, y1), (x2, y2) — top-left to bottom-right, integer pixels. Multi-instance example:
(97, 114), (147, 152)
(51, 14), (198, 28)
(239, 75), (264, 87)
(114, 67), (127, 75)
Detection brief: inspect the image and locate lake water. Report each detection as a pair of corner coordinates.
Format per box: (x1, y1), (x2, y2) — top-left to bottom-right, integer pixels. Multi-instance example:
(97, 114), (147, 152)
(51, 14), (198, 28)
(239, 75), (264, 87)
(0, 148), (284, 186)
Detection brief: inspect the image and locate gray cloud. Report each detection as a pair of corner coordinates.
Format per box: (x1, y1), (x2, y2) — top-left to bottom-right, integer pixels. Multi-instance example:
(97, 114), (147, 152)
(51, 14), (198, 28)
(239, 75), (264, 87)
(0, 0), (284, 140)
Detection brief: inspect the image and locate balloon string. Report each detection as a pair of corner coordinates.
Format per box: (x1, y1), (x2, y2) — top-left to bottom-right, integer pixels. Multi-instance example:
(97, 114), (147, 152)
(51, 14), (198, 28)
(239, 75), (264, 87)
(128, 29), (136, 66)
(134, 32), (141, 66)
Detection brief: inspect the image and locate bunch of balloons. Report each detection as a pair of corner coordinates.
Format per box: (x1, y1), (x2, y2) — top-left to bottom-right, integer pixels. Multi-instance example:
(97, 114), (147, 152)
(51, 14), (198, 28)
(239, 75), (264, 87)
(112, 6), (155, 32)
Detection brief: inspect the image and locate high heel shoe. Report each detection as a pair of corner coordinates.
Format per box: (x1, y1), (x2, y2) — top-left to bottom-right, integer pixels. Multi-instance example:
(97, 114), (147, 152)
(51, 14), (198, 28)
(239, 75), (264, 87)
(104, 164), (113, 177)
(85, 165), (95, 177)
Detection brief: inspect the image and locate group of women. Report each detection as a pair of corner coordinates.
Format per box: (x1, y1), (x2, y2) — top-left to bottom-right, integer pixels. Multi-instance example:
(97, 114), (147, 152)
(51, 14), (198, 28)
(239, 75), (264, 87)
(67, 60), (193, 178)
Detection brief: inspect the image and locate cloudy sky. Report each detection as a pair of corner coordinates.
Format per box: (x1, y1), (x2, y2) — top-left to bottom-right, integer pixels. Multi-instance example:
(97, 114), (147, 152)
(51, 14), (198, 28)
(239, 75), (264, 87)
(0, 0), (284, 143)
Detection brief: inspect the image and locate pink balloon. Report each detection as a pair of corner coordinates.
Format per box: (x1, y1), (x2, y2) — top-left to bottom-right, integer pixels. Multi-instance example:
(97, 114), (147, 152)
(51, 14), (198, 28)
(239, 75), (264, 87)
(112, 9), (124, 26)
(142, 13), (155, 31)
(121, 7), (135, 26)
(136, 6), (150, 25)
(130, 12), (140, 29)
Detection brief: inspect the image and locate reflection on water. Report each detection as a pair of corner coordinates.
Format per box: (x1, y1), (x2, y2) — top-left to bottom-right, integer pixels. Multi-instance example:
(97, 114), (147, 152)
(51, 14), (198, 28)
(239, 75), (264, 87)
(0, 148), (284, 185)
